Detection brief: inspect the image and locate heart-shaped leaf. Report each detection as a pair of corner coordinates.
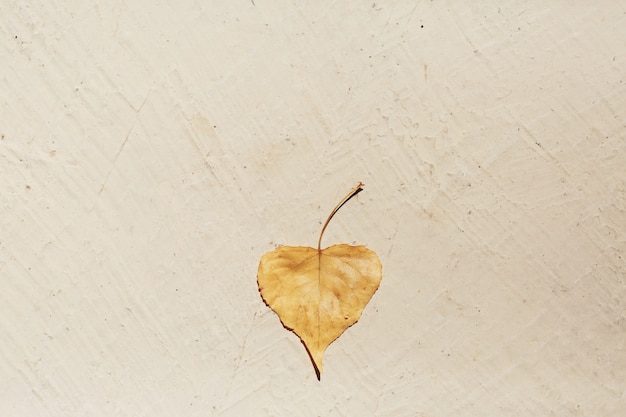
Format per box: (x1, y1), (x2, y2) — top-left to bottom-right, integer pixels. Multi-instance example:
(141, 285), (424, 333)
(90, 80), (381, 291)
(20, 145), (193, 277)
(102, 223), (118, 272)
(257, 183), (382, 379)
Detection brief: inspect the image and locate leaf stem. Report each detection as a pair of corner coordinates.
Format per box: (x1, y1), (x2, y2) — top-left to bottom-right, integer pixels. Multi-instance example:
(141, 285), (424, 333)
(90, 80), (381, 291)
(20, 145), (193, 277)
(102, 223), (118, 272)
(317, 182), (364, 251)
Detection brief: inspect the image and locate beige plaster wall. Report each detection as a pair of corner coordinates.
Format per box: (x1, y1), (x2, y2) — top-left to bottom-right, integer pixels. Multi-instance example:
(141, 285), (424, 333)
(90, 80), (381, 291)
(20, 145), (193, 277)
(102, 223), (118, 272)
(1, 1), (624, 416)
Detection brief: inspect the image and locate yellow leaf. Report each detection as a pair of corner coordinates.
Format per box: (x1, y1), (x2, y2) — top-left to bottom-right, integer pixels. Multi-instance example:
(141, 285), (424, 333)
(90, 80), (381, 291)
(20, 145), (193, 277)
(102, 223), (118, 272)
(257, 183), (382, 379)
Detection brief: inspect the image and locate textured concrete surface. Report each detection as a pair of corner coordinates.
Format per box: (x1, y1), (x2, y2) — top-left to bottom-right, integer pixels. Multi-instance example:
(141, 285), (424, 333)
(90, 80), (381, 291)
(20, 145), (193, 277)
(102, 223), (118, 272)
(1, 1), (625, 416)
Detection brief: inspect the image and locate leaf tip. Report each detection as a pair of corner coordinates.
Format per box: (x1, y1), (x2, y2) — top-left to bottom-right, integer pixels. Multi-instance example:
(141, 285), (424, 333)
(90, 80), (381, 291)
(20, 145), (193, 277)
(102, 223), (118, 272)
(301, 340), (325, 380)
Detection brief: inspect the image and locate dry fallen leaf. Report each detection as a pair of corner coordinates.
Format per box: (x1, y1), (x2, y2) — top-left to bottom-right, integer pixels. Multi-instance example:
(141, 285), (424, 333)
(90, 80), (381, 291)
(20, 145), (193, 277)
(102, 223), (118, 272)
(257, 183), (382, 379)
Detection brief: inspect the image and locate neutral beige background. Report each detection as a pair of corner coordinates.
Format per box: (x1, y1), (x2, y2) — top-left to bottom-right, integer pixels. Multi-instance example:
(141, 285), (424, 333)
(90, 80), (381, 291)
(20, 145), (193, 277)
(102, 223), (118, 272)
(1, 1), (624, 416)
